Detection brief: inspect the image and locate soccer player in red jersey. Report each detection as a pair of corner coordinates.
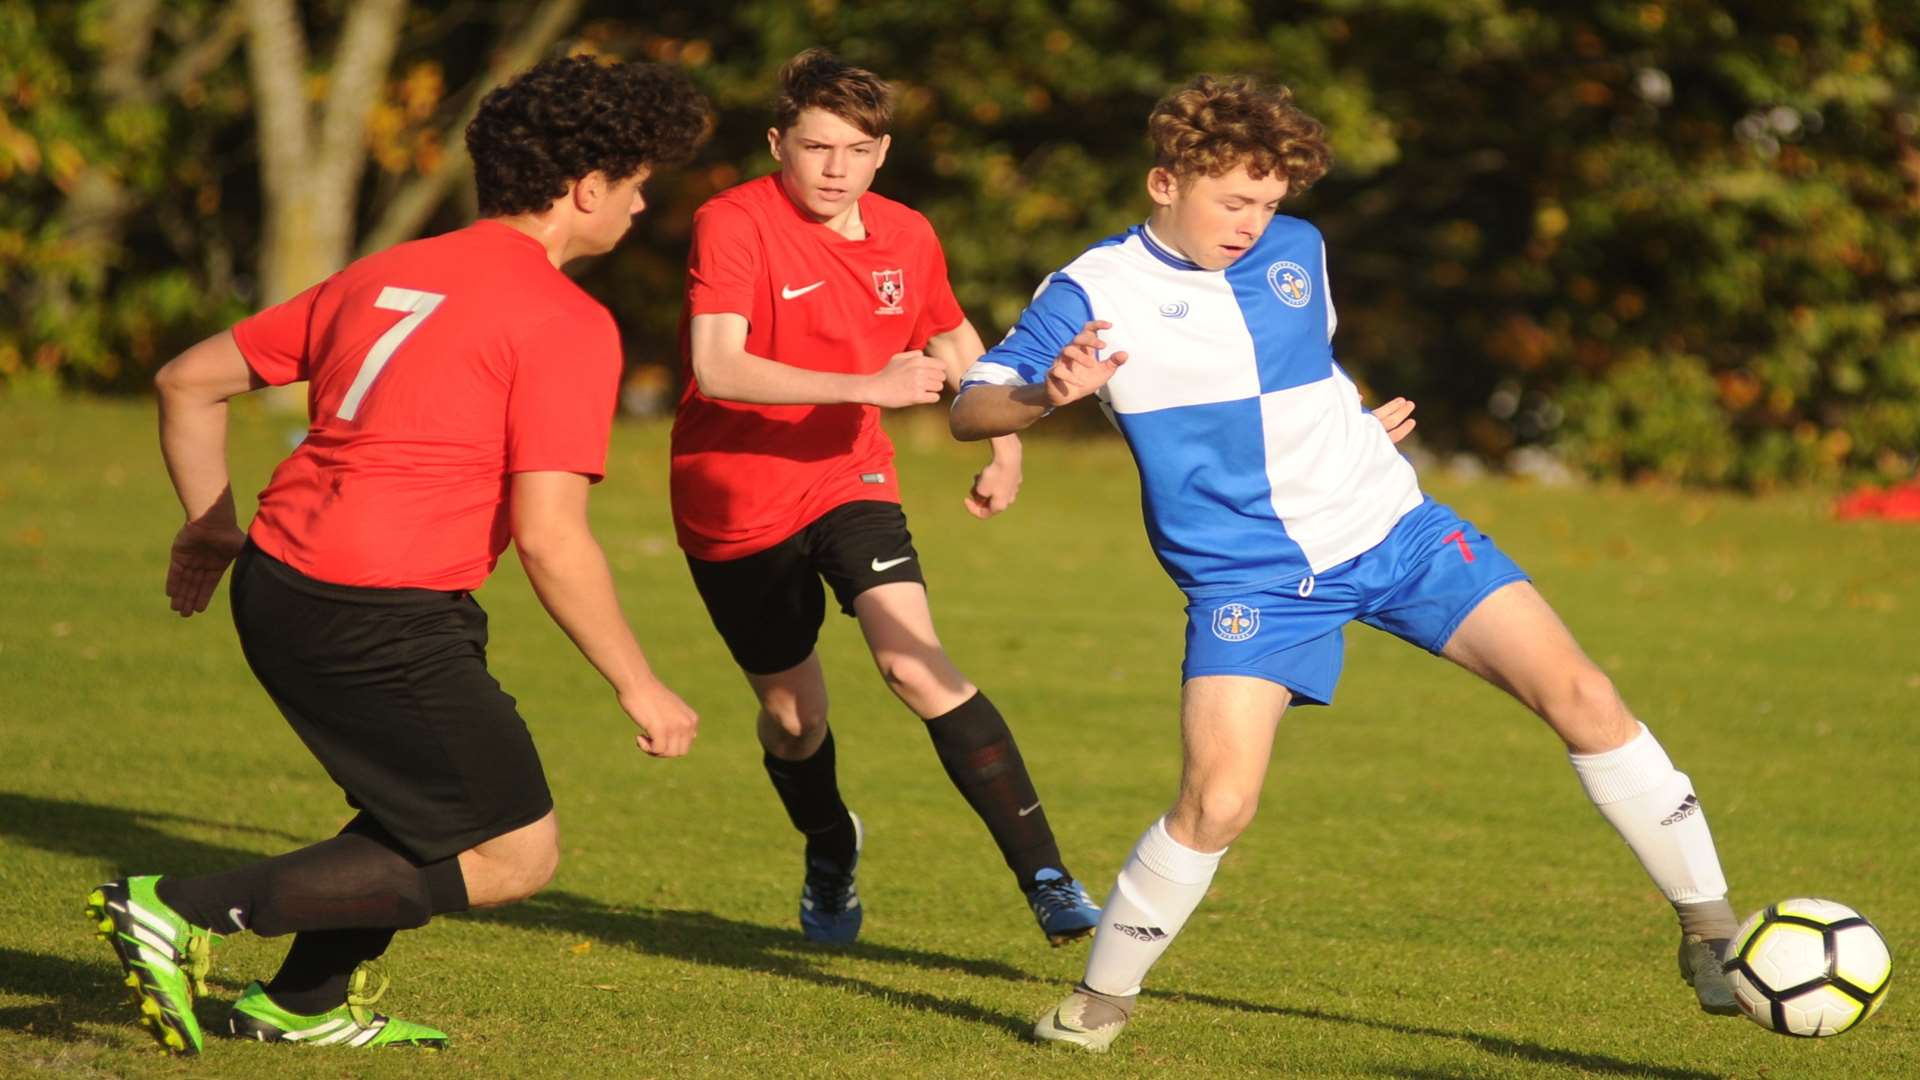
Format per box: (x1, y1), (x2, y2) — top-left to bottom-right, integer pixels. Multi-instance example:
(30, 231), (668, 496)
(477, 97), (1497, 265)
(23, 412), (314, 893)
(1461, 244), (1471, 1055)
(84, 58), (709, 1055)
(669, 49), (1100, 946)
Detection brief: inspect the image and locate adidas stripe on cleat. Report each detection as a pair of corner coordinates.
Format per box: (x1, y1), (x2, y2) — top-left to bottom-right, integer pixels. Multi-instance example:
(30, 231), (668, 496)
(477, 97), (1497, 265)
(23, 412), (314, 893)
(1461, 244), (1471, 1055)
(226, 962), (448, 1049)
(84, 876), (219, 1056)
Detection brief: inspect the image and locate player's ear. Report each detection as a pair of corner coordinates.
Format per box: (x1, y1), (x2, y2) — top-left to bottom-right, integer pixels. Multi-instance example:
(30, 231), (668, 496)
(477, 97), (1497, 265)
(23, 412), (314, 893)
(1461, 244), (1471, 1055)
(1146, 167), (1179, 208)
(573, 170), (608, 213)
(767, 127), (785, 163)
(873, 133), (891, 170)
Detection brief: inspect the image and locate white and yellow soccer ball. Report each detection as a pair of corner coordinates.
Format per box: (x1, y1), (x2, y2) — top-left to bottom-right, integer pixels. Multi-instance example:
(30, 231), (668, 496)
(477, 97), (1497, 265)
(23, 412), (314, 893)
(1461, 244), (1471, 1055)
(1724, 898), (1893, 1037)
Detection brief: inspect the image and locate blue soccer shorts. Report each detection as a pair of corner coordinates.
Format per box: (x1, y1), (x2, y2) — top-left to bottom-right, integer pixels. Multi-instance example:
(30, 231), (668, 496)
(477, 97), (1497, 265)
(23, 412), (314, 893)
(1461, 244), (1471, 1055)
(1180, 497), (1529, 705)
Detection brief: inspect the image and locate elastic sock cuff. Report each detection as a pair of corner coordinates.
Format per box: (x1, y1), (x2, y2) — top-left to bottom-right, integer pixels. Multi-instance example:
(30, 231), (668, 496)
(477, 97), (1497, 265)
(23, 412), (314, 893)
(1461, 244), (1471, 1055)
(425, 856), (469, 915)
(1567, 722), (1673, 805)
(922, 691), (1006, 748)
(1134, 817), (1226, 884)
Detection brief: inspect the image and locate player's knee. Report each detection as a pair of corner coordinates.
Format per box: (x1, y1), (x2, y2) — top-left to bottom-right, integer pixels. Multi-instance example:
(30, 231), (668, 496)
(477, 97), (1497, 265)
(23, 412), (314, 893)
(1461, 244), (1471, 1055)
(1548, 667), (1632, 748)
(1190, 784), (1260, 842)
(760, 701), (827, 745)
(874, 650), (938, 699)
(496, 839), (560, 904)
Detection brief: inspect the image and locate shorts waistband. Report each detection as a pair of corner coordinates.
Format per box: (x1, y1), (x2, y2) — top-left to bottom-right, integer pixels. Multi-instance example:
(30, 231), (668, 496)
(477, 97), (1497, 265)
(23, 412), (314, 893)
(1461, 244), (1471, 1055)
(242, 542), (469, 607)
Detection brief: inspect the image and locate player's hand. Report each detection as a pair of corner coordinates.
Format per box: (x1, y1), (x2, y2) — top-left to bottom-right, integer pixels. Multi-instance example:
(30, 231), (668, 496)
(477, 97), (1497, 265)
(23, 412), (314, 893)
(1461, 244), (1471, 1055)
(165, 519), (247, 617)
(1372, 396), (1417, 444)
(621, 678), (699, 758)
(965, 454), (1023, 519)
(1044, 321), (1128, 408)
(865, 350), (946, 409)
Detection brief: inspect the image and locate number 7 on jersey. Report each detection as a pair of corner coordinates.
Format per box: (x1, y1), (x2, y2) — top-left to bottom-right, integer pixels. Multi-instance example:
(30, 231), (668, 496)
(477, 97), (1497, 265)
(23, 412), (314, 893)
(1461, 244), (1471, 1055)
(336, 287), (446, 421)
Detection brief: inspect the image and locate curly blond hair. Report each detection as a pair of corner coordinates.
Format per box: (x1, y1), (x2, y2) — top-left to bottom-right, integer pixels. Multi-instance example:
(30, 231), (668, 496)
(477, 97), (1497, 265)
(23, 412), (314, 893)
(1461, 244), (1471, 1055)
(1148, 75), (1331, 193)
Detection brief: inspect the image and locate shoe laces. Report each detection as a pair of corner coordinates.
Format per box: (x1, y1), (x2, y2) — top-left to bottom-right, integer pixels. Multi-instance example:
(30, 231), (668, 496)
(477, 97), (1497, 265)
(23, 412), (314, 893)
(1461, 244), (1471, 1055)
(345, 960), (391, 1027)
(1030, 876), (1090, 918)
(181, 926), (216, 997)
(804, 859), (857, 914)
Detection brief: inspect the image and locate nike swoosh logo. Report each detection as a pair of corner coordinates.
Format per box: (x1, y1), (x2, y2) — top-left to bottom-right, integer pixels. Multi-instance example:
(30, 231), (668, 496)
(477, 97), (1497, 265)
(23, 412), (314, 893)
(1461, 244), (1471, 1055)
(870, 556), (913, 572)
(1017, 801), (1041, 817)
(781, 281), (825, 300)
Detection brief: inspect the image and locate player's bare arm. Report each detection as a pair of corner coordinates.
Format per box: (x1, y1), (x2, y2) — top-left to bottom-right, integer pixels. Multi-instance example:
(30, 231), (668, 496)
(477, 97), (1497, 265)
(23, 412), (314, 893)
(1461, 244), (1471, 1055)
(154, 330), (265, 617)
(689, 311), (943, 408)
(510, 470), (699, 758)
(926, 317), (1025, 519)
(950, 321), (1130, 441)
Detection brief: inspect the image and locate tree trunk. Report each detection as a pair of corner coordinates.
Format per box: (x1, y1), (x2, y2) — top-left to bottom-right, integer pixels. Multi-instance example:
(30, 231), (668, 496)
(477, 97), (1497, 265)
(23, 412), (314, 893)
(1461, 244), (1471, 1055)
(243, 0), (408, 304)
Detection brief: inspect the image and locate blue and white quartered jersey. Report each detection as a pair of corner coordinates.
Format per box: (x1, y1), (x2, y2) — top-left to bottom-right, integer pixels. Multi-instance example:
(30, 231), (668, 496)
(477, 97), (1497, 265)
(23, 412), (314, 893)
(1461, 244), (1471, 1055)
(961, 218), (1423, 597)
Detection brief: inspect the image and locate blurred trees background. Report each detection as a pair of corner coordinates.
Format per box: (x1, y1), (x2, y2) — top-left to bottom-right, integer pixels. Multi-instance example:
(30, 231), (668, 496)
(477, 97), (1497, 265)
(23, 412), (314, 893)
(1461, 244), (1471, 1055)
(4, 0), (1916, 488)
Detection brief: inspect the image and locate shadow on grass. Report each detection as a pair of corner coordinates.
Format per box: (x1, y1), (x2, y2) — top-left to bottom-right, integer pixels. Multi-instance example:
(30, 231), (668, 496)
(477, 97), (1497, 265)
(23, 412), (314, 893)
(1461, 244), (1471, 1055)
(0, 790), (313, 875)
(1156, 987), (1724, 1080)
(0, 947), (132, 1043)
(465, 889), (1042, 1037)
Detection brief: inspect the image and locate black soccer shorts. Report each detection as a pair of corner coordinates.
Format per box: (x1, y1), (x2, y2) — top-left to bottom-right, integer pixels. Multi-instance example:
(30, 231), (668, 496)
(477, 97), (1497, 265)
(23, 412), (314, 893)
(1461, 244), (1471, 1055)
(229, 543), (553, 863)
(684, 500), (926, 675)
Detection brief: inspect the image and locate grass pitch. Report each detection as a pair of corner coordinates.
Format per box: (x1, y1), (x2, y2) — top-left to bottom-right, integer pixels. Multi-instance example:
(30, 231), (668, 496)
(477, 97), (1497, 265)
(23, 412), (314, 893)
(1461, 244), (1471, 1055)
(2, 395), (1915, 1079)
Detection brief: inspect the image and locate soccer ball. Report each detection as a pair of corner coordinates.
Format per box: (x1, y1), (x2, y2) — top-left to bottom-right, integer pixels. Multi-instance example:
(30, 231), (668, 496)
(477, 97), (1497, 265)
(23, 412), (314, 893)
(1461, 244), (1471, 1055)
(1724, 898), (1893, 1037)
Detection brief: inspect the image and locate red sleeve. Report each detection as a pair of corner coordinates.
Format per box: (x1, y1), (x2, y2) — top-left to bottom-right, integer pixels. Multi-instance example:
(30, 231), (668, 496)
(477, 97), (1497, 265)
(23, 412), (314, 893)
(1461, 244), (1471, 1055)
(914, 225), (965, 345)
(505, 311), (622, 482)
(685, 201), (764, 319)
(231, 280), (325, 386)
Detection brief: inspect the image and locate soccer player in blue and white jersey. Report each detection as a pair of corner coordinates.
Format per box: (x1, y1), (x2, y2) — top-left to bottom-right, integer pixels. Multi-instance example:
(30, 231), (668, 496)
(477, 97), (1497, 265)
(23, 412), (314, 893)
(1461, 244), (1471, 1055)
(951, 75), (1743, 1051)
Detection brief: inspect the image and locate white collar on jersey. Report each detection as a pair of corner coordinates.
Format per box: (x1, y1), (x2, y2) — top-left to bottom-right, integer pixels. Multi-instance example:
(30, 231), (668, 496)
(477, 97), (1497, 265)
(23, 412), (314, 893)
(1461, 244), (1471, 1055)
(1138, 222), (1207, 272)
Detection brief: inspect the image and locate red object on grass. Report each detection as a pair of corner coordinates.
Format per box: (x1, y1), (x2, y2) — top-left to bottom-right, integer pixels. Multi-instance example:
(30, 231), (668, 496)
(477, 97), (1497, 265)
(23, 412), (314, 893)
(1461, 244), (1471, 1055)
(1834, 481), (1920, 521)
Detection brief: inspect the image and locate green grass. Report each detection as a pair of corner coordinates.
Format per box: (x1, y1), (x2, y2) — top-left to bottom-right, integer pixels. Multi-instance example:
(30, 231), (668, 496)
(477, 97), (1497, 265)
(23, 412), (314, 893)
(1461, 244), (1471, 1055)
(2, 395), (1916, 1079)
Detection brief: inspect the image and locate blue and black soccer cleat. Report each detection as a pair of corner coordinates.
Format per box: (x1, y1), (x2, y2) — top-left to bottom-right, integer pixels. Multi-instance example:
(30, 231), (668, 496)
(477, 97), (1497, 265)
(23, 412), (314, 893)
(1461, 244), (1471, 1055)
(799, 811), (863, 945)
(1027, 868), (1100, 946)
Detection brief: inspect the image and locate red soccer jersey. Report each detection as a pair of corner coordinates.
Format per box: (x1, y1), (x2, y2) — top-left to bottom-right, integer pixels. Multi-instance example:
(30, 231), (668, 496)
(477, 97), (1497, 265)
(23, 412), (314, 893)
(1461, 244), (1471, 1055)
(669, 175), (965, 560)
(234, 221), (622, 591)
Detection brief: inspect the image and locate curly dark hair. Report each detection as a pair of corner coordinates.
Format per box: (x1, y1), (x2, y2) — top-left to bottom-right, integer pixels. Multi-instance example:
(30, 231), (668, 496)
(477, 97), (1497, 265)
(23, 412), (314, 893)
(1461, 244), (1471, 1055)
(1149, 75), (1331, 194)
(467, 55), (711, 217)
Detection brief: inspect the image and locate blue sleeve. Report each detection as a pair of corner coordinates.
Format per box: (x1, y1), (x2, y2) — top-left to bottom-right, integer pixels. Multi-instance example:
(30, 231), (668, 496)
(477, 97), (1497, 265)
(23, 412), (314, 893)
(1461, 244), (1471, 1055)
(959, 274), (1093, 391)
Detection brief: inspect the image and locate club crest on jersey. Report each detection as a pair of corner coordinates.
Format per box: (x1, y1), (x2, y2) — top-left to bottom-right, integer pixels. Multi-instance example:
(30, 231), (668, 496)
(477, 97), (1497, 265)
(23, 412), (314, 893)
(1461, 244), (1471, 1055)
(1211, 602), (1260, 642)
(1266, 261), (1312, 308)
(872, 269), (905, 314)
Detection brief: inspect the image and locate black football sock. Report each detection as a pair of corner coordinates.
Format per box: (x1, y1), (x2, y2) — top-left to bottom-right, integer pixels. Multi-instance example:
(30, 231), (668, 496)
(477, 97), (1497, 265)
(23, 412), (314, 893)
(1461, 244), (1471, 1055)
(923, 691), (1066, 890)
(763, 728), (857, 866)
(263, 926), (396, 1016)
(155, 813), (469, 936)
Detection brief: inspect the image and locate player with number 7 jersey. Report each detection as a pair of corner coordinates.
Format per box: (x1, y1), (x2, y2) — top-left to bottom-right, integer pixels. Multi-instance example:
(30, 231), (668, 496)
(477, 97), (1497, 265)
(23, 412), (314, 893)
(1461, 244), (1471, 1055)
(94, 58), (710, 1057)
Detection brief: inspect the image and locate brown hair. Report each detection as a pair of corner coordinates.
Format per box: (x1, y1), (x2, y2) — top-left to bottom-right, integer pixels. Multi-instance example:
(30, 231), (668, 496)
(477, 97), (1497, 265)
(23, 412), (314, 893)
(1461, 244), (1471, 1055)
(774, 48), (892, 137)
(1148, 75), (1331, 193)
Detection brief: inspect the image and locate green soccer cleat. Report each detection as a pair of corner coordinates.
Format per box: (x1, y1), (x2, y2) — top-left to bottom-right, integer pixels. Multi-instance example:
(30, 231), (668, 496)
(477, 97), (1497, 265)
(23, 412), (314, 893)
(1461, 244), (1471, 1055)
(84, 875), (219, 1056)
(226, 961), (448, 1048)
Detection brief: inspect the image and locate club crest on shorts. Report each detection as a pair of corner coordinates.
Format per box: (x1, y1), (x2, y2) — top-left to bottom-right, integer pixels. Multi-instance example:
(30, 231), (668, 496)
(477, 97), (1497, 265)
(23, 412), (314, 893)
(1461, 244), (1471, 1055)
(1211, 602), (1260, 642)
(1266, 261), (1312, 308)
(872, 268), (905, 314)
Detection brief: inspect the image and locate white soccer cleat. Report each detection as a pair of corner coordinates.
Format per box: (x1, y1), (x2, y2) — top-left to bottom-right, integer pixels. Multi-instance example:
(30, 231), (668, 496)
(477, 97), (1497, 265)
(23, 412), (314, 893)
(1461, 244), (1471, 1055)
(1033, 987), (1132, 1052)
(1678, 934), (1740, 1016)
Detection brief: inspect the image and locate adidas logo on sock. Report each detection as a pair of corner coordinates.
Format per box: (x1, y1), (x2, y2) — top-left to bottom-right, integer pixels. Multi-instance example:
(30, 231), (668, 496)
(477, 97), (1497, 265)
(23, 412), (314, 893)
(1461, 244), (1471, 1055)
(1660, 793), (1700, 826)
(1113, 923), (1168, 942)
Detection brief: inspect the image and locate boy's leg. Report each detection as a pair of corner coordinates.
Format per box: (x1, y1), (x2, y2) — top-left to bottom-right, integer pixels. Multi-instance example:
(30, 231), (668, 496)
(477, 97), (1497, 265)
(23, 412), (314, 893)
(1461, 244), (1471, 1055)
(1037, 674), (1291, 1051)
(851, 581), (1097, 941)
(687, 539), (863, 942)
(1440, 580), (1740, 1013)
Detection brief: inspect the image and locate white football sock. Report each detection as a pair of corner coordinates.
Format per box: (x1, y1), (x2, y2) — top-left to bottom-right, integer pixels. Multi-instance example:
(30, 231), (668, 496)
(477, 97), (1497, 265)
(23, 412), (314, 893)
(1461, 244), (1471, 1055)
(1569, 722), (1730, 908)
(1081, 817), (1226, 998)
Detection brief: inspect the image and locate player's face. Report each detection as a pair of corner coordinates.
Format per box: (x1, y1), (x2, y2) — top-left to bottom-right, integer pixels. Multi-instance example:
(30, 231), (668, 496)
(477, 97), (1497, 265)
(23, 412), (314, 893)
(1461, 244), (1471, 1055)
(1147, 165), (1290, 270)
(769, 108), (891, 222)
(577, 166), (652, 256)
